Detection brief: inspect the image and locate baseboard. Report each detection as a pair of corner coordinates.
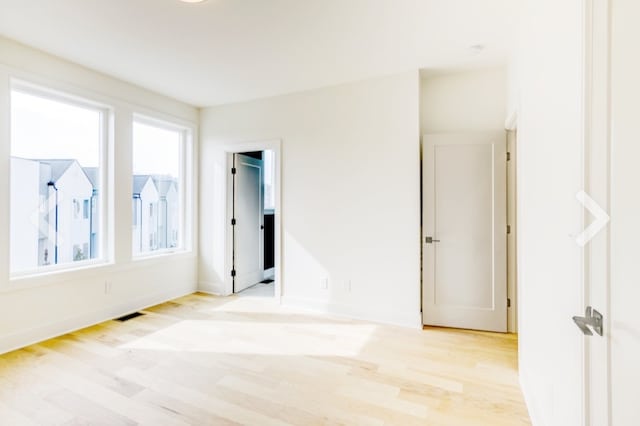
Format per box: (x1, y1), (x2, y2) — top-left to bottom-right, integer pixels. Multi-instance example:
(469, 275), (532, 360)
(0, 283), (195, 355)
(520, 367), (544, 426)
(198, 281), (225, 295)
(281, 296), (422, 329)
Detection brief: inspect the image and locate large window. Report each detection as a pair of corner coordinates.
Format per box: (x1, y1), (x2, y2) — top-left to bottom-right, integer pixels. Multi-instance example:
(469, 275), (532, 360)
(132, 119), (184, 255)
(10, 85), (106, 274)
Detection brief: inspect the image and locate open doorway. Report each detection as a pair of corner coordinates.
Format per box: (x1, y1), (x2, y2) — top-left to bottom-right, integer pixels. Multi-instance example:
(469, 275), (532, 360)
(229, 149), (278, 298)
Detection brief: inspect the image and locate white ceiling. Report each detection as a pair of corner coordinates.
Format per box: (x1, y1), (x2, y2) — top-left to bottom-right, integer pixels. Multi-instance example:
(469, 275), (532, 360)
(0, 0), (520, 107)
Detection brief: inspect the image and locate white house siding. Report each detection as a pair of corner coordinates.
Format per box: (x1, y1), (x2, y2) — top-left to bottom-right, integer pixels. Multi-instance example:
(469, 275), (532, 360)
(10, 158), (41, 273)
(54, 162), (93, 263)
(152, 176), (179, 249)
(133, 176), (160, 254)
(165, 183), (179, 248)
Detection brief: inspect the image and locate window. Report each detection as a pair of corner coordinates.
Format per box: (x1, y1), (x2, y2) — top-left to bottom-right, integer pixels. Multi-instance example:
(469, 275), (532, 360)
(132, 119), (184, 255)
(10, 85), (106, 274)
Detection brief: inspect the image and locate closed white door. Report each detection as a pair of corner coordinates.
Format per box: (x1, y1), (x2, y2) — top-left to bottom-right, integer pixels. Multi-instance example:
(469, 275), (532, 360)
(599, 0), (640, 422)
(422, 132), (507, 332)
(233, 153), (264, 293)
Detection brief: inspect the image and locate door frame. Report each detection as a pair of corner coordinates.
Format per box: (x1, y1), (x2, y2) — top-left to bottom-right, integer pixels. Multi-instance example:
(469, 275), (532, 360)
(583, 0), (611, 423)
(421, 131), (508, 332)
(223, 140), (282, 300)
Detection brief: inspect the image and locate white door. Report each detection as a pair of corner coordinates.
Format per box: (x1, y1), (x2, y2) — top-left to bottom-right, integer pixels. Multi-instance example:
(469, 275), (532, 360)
(586, 0), (640, 423)
(233, 153), (264, 293)
(609, 0), (640, 419)
(422, 132), (507, 332)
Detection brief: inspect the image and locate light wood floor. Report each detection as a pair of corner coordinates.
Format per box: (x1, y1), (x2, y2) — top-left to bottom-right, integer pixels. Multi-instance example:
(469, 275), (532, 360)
(0, 293), (531, 425)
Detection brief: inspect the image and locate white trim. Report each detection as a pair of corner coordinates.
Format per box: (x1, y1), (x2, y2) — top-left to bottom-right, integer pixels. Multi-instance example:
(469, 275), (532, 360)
(8, 79), (113, 279)
(1, 252), (196, 293)
(221, 140), (282, 301)
(281, 296), (422, 329)
(131, 114), (196, 257)
(0, 282), (194, 356)
(519, 368), (547, 426)
(197, 282), (224, 296)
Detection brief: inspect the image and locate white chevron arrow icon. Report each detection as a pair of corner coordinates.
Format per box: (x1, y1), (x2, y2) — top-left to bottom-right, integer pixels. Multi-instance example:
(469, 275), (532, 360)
(575, 191), (610, 247)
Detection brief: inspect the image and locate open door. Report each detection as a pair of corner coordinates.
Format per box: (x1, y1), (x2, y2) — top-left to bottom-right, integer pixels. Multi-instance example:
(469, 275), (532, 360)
(232, 153), (264, 293)
(422, 132), (507, 332)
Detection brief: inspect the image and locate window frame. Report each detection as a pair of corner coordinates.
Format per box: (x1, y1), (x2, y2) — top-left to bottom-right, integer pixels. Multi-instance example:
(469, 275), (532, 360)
(131, 113), (193, 259)
(9, 80), (112, 279)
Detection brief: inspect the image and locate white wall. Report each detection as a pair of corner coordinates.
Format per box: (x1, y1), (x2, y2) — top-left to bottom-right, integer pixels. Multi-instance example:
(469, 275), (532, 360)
(0, 36), (199, 354)
(199, 71), (421, 327)
(420, 66), (507, 133)
(513, 1), (586, 425)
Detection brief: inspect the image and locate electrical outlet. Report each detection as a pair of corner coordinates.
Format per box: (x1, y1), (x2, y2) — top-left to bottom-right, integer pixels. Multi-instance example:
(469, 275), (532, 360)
(104, 281), (112, 294)
(320, 277), (328, 290)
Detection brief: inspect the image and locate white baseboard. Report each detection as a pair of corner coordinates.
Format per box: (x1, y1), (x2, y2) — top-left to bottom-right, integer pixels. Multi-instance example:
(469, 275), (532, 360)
(0, 284), (195, 355)
(281, 296), (422, 329)
(519, 367), (544, 426)
(197, 281), (225, 295)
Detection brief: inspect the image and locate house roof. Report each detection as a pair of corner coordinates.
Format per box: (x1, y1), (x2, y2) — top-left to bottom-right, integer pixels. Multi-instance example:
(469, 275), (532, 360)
(133, 175), (154, 195)
(152, 175), (178, 197)
(36, 159), (75, 183)
(83, 167), (99, 188)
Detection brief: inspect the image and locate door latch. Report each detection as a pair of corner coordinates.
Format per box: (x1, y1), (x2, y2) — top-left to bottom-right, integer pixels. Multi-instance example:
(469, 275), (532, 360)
(425, 236), (440, 244)
(572, 306), (603, 336)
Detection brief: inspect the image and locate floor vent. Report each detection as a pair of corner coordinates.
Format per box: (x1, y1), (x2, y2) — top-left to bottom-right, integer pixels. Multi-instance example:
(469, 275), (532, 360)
(115, 312), (145, 322)
(260, 279), (274, 284)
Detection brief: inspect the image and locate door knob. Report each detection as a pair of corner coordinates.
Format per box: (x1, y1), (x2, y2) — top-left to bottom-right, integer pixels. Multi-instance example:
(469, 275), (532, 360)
(425, 236), (440, 244)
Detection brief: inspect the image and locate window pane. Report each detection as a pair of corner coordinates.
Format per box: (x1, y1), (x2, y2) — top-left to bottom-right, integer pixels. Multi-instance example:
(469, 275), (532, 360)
(132, 121), (181, 255)
(10, 89), (103, 273)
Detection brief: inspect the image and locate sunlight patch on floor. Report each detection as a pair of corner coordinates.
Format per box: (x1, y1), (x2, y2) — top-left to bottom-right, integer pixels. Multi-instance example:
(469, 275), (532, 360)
(119, 319), (378, 356)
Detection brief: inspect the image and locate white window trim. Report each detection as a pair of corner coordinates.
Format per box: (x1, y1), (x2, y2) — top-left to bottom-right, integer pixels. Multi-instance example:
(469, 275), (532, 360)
(9, 79), (113, 279)
(131, 113), (194, 260)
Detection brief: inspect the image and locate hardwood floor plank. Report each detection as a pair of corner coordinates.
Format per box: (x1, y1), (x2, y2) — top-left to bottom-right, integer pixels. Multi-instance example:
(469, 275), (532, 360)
(0, 292), (530, 425)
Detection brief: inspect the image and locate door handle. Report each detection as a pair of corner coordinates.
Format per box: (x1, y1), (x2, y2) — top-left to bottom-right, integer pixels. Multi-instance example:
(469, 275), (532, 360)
(572, 306), (603, 336)
(425, 236), (440, 244)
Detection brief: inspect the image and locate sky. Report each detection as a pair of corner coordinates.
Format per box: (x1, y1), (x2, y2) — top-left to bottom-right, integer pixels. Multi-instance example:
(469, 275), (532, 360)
(11, 90), (180, 178)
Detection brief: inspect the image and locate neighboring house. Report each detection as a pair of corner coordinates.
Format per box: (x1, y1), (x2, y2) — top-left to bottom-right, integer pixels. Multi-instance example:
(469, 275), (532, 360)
(10, 158), (41, 273)
(152, 175), (179, 249)
(10, 157), (93, 271)
(83, 167), (99, 259)
(39, 159), (94, 265)
(132, 175), (159, 254)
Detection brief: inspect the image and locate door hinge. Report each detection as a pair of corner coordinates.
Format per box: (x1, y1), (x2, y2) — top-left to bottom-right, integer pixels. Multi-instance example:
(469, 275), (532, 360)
(231, 218), (236, 226)
(507, 225), (511, 234)
(507, 298), (511, 308)
(231, 167), (237, 175)
(231, 269), (236, 277)
(506, 152), (511, 161)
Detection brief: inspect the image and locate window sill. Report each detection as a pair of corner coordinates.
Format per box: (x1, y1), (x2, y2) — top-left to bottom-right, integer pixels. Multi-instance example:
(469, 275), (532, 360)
(10, 259), (112, 282)
(1, 250), (196, 293)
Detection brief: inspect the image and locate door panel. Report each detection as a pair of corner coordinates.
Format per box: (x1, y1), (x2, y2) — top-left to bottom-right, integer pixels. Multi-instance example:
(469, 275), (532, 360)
(233, 154), (264, 292)
(423, 132), (507, 332)
(608, 0), (640, 422)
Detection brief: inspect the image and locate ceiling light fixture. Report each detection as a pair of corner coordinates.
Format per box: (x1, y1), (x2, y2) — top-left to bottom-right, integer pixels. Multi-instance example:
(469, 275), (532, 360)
(179, 0), (207, 3)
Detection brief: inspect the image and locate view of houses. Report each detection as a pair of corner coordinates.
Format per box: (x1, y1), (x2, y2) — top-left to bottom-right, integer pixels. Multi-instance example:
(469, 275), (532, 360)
(10, 157), (179, 273)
